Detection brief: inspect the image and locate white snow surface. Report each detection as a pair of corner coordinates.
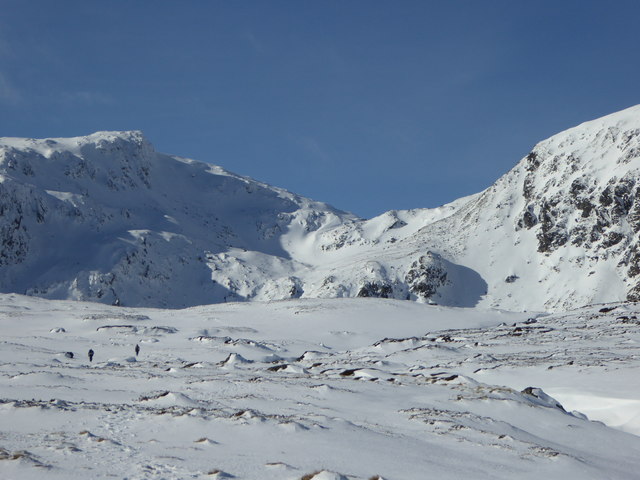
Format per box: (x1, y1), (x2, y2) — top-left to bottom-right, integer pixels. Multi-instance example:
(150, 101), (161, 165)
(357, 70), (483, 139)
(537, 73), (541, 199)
(3, 105), (640, 310)
(2, 294), (640, 479)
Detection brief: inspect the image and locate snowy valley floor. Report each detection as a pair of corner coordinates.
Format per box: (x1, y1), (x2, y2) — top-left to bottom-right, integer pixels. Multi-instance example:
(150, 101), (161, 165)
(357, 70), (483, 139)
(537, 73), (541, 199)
(2, 295), (640, 479)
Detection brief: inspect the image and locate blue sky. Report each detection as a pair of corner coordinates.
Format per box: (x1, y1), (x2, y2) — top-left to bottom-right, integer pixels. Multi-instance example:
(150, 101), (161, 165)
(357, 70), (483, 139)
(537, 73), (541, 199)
(1, 1), (639, 218)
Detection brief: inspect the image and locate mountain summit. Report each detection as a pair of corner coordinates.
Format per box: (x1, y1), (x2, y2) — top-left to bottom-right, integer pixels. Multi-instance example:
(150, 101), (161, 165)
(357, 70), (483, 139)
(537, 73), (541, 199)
(2, 105), (640, 310)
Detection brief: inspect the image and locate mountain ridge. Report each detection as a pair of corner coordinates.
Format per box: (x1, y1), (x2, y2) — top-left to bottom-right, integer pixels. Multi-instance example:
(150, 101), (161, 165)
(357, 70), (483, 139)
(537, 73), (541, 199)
(2, 105), (640, 310)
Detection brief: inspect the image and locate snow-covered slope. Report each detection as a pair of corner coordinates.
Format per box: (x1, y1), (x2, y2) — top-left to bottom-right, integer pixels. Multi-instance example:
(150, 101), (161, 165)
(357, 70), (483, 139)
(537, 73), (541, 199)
(414, 104), (640, 311)
(3, 105), (640, 310)
(3, 294), (640, 479)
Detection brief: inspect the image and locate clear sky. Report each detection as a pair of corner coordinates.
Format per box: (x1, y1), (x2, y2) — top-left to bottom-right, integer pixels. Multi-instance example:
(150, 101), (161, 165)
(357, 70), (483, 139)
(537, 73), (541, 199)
(1, 1), (639, 218)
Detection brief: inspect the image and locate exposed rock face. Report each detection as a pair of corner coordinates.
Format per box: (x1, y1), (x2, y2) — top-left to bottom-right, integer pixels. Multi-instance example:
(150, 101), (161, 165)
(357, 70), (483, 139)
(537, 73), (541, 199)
(517, 148), (639, 257)
(508, 124), (640, 305)
(404, 253), (449, 301)
(0, 183), (31, 267)
(357, 282), (393, 298)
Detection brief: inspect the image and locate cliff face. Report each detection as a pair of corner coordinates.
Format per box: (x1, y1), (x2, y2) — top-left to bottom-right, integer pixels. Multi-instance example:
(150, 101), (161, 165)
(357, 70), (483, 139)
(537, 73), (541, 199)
(3, 106), (640, 310)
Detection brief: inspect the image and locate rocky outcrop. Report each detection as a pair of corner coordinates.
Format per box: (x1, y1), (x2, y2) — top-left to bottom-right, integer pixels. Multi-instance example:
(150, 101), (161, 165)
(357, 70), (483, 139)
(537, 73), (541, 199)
(404, 253), (449, 301)
(357, 282), (393, 298)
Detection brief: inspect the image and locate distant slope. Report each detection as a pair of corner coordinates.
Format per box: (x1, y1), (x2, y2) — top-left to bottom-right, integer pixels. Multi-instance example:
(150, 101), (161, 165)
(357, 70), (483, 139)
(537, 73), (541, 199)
(2, 105), (640, 310)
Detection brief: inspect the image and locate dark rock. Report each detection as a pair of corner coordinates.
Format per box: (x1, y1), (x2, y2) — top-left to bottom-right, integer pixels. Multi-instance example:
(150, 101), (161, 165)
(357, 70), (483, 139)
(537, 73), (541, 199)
(388, 219), (407, 229)
(518, 205), (538, 229)
(521, 386), (566, 411)
(600, 187), (613, 207)
(525, 151), (541, 172)
(537, 201), (568, 253)
(613, 180), (635, 218)
(628, 252), (640, 277)
(602, 231), (625, 248)
(523, 176), (535, 200)
(598, 306), (618, 313)
(628, 188), (640, 232)
(357, 282), (393, 298)
(570, 178), (587, 197)
(404, 253), (448, 301)
(618, 315), (640, 324)
(570, 225), (587, 247)
(267, 364), (288, 372)
(575, 198), (594, 218)
(627, 284), (640, 302)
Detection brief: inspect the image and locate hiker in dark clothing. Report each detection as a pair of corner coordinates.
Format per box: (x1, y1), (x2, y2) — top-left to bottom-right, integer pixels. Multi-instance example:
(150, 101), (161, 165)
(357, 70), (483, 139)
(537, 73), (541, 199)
(135, 344), (140, 357)
(88, 349), (94, 362)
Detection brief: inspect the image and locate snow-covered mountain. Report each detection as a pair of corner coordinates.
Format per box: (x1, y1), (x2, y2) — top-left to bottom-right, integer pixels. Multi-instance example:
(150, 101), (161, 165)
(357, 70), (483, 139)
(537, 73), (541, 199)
(413, 104), (640, 311)
(0, 131), (355, 308)
(286, 104), (640, 311)
(2, 105), (640, 310)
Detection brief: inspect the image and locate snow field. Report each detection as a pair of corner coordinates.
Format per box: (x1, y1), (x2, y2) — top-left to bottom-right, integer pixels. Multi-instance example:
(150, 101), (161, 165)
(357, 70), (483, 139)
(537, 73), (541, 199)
(2, 295), (640, 479)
